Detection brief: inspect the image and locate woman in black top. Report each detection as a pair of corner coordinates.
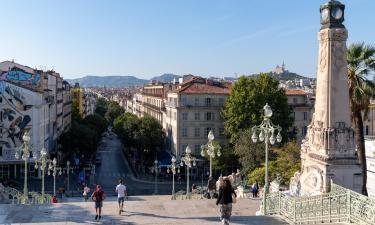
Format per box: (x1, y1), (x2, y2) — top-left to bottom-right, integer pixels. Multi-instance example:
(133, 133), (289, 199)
(216, 177), (236, 225)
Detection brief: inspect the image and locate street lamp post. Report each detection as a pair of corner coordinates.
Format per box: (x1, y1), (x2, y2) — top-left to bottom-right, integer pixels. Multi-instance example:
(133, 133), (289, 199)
(48, 158), (62, 196)
(201, 130), (221, 177)
(167, 156), (180, 200)
(180, 146), (196, 198)
(14, 131), (33, 203)
(153, 160), (159, 195)
(251, 103), (282, 215)
(34, 147), (48, 200)
(65, 161), (73, 192)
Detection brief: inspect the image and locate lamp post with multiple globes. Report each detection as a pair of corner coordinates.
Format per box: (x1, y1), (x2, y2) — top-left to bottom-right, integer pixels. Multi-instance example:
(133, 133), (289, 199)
(251, 103), (282, 215)
(167, 156), (180, 200)
(34, 147), (49, 201)
(14, 130), (33, 203)
(200, 130), (221, 177)
(180, 146), (196, 198)
(47, 158), (61, 196)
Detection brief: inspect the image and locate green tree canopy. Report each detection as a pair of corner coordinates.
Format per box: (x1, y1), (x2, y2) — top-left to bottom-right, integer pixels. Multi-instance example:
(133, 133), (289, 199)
(105, 101), (125, 124)
(247, 142), (301, 187)
(113, 112), (140, 149)
(95, 97), (109, 117)
(234, 129), (273, 175)
(83, 113), (108, 134)
(223, 73), (294, 143)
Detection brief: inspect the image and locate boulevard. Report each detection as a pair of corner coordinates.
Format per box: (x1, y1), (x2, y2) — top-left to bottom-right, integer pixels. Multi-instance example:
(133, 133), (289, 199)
(94, 130), (187, 196)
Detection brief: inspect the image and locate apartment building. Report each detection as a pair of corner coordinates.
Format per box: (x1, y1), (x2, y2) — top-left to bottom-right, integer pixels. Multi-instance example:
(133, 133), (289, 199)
(0, 61), (71, 179)
(62, 81), (72, 132)
(285, 89), (314, 143)
(164, 77), (231, 158)
(141, 83), (171, 124)
(72, 84), (96, 118)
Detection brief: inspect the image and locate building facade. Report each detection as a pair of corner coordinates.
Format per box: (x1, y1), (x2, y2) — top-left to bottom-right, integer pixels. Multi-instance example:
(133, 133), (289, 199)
(164, 77), (230, 158)
(286, 89), (314, 143)
(62, 81), (72, 132)
(0, 61), (72, 179)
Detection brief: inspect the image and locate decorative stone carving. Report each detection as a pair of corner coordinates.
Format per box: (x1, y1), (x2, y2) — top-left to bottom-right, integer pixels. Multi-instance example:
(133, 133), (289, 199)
(289, 172), (301, 196)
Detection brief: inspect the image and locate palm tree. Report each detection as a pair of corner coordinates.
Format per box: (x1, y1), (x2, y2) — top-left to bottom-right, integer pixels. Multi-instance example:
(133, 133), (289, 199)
(347, 42), (375, 196)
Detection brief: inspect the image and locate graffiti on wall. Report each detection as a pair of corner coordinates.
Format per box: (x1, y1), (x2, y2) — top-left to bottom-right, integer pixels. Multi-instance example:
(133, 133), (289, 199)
(0, 67), (41, 87)
(0, 83), (32, 160)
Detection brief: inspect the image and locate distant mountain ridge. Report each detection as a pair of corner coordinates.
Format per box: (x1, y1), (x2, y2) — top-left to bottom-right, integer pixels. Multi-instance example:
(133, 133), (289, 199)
(66, 75), (149, 87)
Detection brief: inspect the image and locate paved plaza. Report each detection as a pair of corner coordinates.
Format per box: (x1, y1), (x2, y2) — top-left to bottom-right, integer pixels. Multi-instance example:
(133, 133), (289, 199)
(0, 196), (289, 225)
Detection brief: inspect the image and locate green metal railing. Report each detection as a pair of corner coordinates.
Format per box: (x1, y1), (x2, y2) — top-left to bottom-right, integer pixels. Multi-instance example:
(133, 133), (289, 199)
(265, 183), (375, 224)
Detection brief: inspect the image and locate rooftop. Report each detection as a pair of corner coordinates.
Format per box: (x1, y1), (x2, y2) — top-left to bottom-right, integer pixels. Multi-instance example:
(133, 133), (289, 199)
(285, 89), (307, 96)
(172, 77), (231, 94)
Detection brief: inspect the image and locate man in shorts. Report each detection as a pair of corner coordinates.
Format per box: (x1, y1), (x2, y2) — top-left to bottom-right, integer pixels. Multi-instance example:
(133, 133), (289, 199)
(92, 184), (106, 220)
(115, 179), (127, 215)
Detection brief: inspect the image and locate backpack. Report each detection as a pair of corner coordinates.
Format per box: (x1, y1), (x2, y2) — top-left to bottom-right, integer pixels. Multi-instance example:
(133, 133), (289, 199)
(93, 190), (103, 202)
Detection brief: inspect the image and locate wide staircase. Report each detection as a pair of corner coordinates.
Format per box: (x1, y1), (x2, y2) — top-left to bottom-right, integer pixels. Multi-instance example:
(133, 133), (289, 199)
(264, 182), (375, 225)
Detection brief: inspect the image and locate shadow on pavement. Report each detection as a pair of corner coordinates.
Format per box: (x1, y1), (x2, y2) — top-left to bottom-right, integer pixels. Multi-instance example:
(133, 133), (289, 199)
(2, 203), (128, 224)
(123, 210), (288, 225)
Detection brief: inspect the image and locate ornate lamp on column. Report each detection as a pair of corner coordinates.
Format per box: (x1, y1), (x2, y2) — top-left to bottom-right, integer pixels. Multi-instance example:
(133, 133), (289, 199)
(180, 146), (196, 198)
(34, 147), (49, 203)
(167, 156), (180, 200)
(48, 158), (62, 196)
(200, 130), (221, 178)
(14, 130), (33, 204)
(252, 104), (282, 215)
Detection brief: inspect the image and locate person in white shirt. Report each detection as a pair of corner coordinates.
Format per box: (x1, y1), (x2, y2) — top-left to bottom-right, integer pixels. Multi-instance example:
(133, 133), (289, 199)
(115, 179), (127, 214)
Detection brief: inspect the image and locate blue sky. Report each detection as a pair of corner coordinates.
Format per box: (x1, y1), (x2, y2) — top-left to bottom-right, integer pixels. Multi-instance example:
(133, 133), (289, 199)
(0, 0), (374, 79)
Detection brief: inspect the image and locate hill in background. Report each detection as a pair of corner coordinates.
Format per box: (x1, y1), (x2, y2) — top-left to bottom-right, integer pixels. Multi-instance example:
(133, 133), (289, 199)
(66, 75), (149, 88)
(150, 73), (181, 83)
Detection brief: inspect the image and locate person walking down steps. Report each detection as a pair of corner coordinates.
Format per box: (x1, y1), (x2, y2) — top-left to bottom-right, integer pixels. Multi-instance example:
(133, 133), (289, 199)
(116, 179), (128, 215)
(216, 177), (236, 225)
(92, 184), (106, 221)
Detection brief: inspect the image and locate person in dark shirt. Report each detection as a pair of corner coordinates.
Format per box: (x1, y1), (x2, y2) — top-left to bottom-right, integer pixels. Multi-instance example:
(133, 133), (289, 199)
(216, 177), (236, 225)
(91, 184), (106, 220)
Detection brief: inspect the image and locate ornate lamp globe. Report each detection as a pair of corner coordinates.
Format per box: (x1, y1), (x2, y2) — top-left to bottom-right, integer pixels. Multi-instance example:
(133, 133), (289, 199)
(252, 132), (258, 143)
(171, 156), (176, 163)
(41, 147), (47, 157)
(263, 104), (273, 119)
(208, 130), (215, 142)
(185, 146), (191, 154)
(22, 131), (31, 142)
(154, 160), (158, 165)
(67, 160), (70, 166)
(53, 158), (57, 165)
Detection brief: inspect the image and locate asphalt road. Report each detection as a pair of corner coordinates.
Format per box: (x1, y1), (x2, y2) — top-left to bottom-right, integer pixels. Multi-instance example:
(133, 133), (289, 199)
(94, 131), (187, 196)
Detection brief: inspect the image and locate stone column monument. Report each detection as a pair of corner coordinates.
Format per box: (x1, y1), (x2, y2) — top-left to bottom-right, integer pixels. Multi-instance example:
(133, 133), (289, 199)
(299, 0), (362, 195)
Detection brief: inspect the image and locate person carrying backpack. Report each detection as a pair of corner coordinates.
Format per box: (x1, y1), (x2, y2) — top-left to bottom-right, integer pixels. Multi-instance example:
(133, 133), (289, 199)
(91, 184), (106, 220)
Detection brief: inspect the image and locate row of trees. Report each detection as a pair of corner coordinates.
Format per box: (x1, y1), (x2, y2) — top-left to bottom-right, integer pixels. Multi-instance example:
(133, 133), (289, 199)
(58, 97), (109, 160)
(113, 113), (165, 166)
